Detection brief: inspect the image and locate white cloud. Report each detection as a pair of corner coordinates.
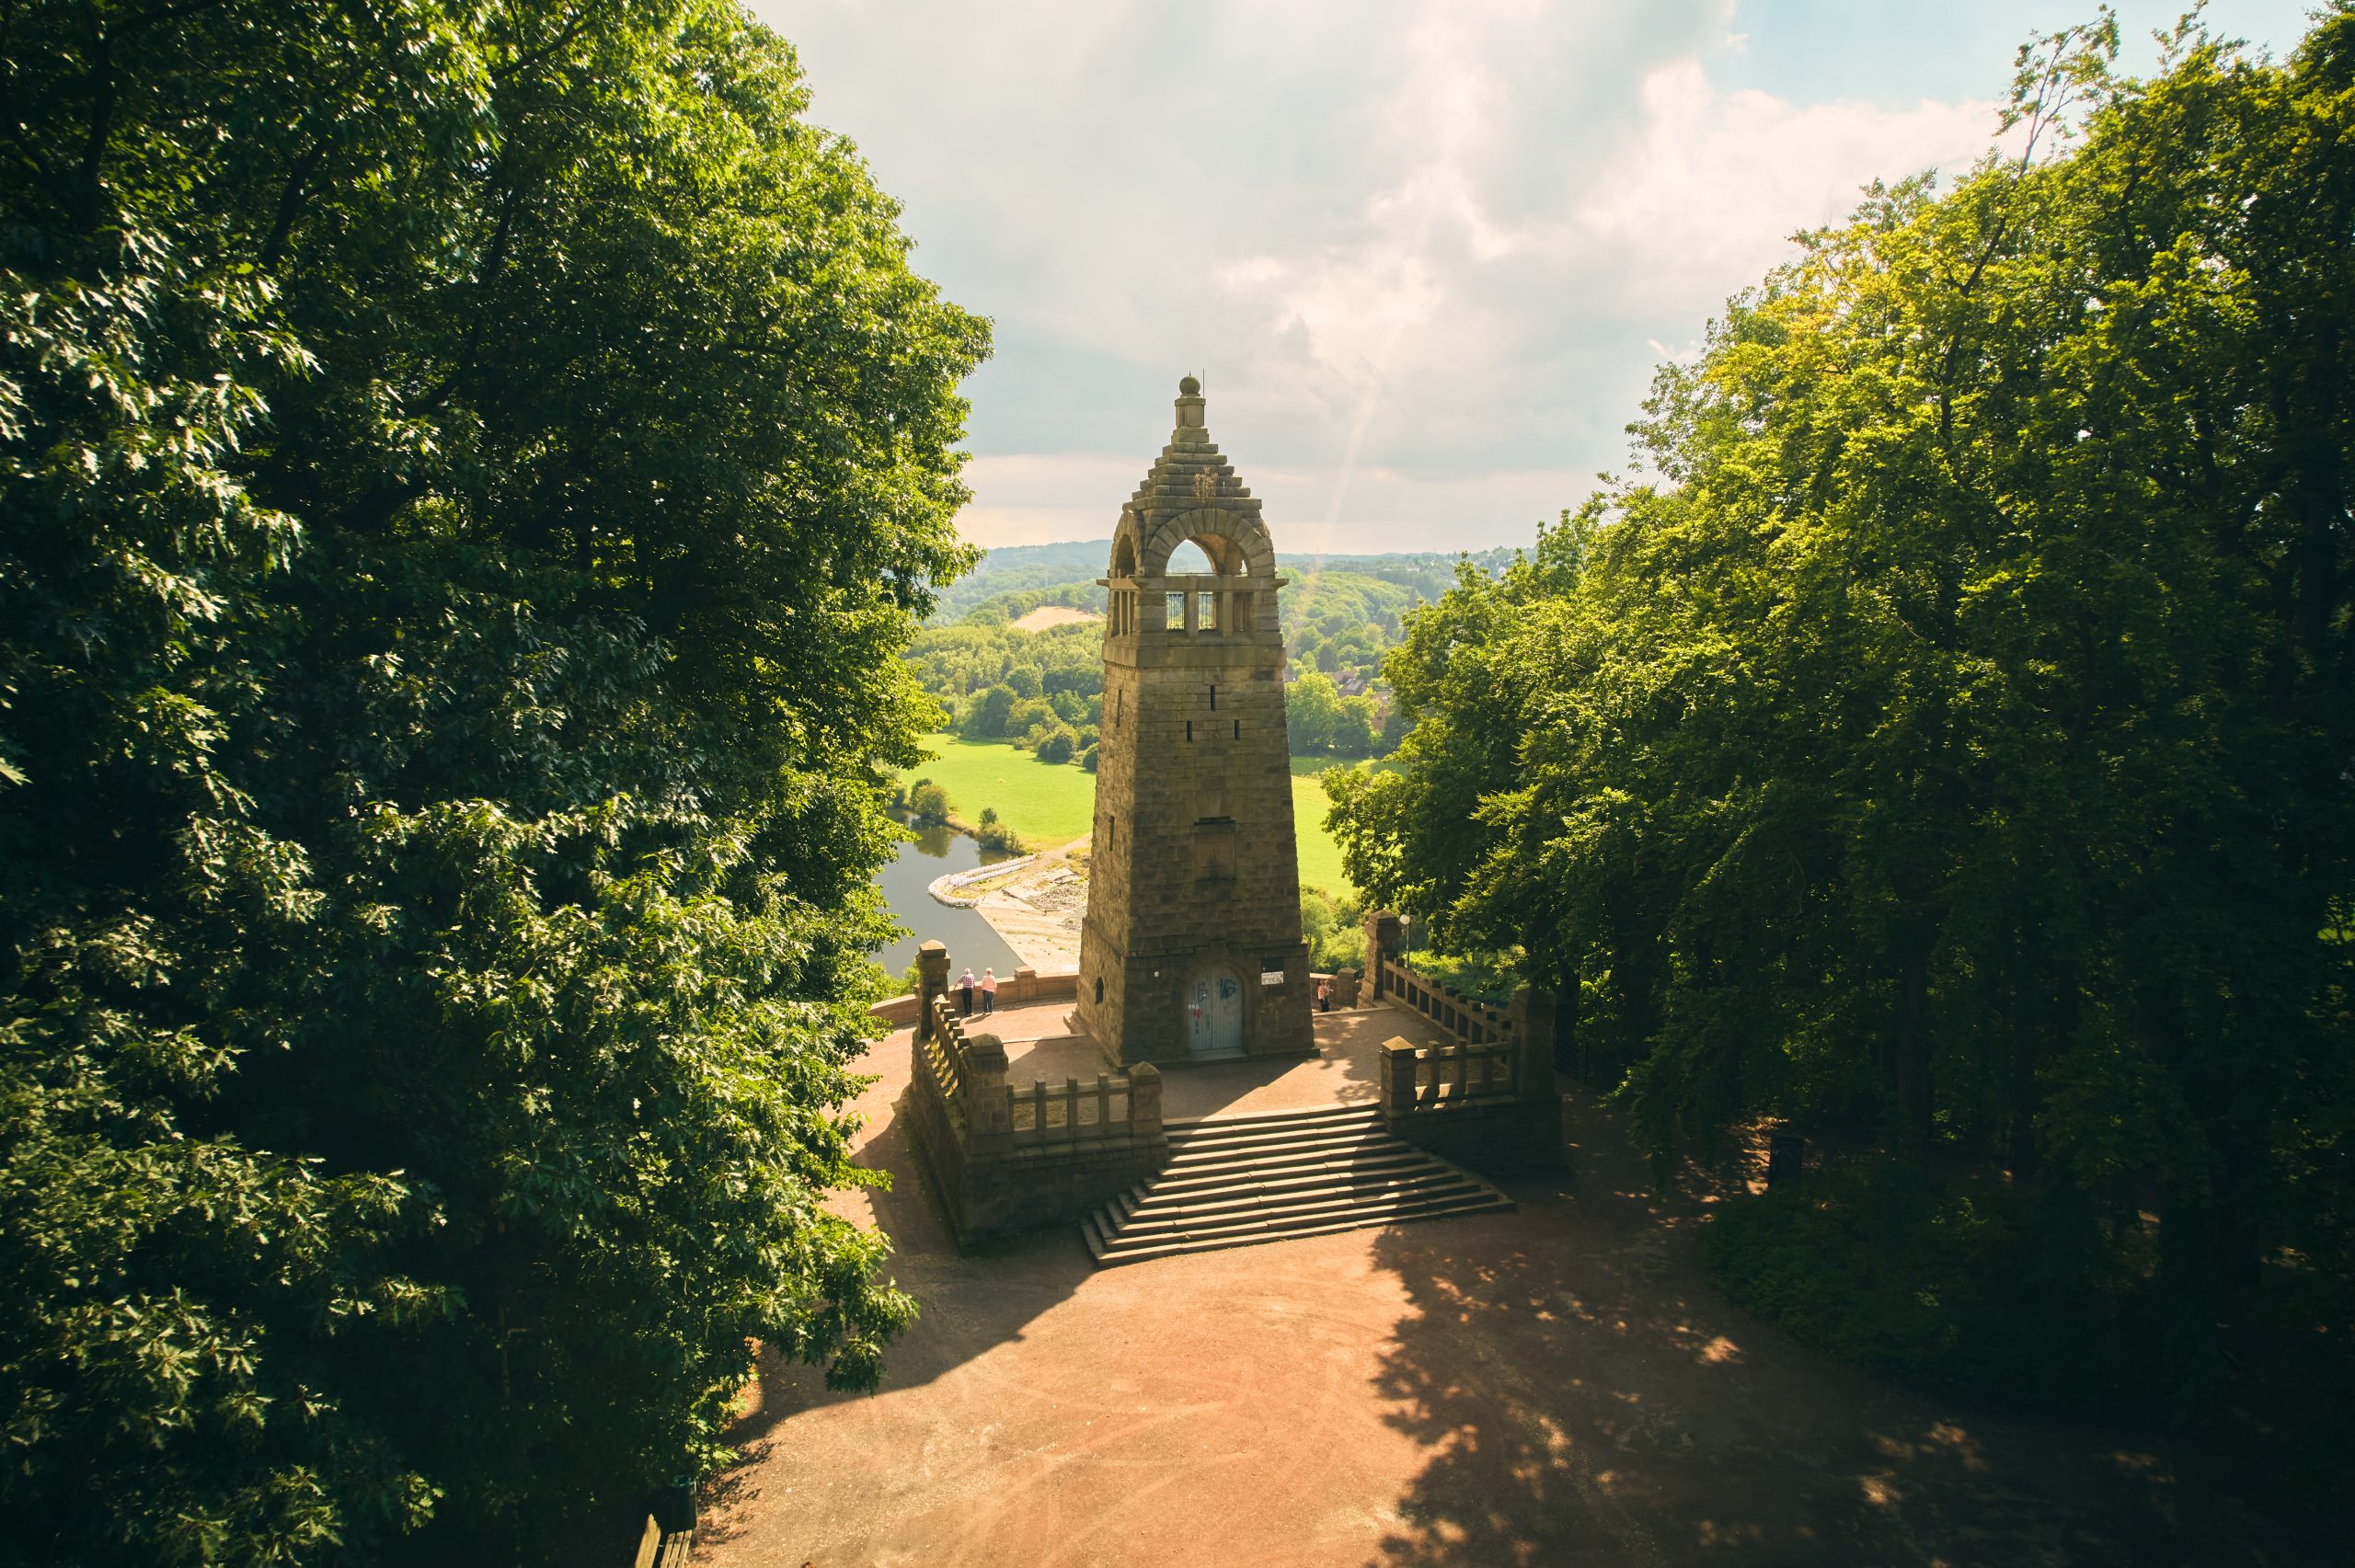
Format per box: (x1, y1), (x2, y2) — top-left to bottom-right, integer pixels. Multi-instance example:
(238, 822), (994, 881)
(753, 1), (2016, 551)
(1577, 59), (1998, 304)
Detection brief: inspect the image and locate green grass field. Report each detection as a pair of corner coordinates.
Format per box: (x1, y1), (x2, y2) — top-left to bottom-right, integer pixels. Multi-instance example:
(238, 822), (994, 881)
(902, 734), (1358, 894)
(1290, 770), (1349, 895)
(901, 733), (1097, 842)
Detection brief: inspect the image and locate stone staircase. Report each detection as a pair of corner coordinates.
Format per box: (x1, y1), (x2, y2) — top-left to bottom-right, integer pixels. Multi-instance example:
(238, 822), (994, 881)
(1082, 1103), (1513, 1266)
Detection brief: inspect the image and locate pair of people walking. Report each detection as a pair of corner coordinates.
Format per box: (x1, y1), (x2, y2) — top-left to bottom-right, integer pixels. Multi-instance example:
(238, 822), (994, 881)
(955, 966), (998, 1017)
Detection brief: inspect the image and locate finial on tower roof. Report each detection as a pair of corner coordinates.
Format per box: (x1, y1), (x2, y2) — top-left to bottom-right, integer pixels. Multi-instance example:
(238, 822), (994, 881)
(1174, 373), (1205, 431)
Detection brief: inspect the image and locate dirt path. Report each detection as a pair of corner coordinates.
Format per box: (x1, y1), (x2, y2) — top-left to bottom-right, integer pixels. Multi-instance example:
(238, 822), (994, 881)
(695, 1013), (2299, 1567)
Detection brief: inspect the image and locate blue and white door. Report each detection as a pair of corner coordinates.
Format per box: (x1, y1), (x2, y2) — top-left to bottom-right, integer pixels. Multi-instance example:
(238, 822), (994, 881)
(1186, 968), (1244, 1057)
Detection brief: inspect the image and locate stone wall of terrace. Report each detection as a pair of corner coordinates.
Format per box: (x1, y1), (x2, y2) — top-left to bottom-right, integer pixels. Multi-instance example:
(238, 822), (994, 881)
(902, 943), (1166, 1245)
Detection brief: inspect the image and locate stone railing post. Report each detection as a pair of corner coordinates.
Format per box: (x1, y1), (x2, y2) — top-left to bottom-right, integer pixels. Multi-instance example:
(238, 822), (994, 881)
(1335, 967), (1361, 1008)
(1508, 985), (1557, 1096)
(1379, 1036), (1419, 1123)
(1364, 911), (1403, 1001)
(961, 1033), (1013, 1154)
(915, 941), (949, 1044)
(1128, 1061), (1162, 1141)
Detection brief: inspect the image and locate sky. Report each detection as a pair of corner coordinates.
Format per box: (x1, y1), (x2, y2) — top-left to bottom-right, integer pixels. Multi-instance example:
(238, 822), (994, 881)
(751, 1), (2326, 555)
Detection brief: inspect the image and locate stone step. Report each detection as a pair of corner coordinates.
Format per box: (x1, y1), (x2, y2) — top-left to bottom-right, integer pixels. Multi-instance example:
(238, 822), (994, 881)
(1086, 1103), (1514, 1265)
(1163, 1103), (1377, 1141)
(1160, 1127), (1402, 1177)
(1133, 1147), (1436, 1204)
(1089, 1189), (1516, 1267)
(1116, 1169), (1494, 1233)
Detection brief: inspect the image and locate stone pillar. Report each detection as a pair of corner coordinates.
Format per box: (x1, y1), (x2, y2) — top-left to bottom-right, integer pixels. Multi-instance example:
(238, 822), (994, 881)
(1379, 1036), (1419, 1124)
(1508, 985), (1557, 1099)
(1128, 1061), (1162, 1140)
(962, 1033), (1013, 1155)
(1334, 967), (1361, 1008)
(915, 941), (949, 1043)
(1364, 911), (1403, 1001)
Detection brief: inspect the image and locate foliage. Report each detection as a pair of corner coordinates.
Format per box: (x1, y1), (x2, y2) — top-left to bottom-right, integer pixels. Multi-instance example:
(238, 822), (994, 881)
(1403, 949), (1523, 1007)
(1704, 1172), (2145, 1410)
(1328, 13), (2355, 1406)
(0, 2), (984, 1561)
(908, 781), (954, 825)
(972, 818), (1025, 855)
(1301, 889), (1366, 971)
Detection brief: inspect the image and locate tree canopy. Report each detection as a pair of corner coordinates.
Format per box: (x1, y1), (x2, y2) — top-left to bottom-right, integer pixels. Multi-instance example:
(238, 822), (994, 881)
(1, 1), (985, 1561)
(1329, 12), (2355, 1401)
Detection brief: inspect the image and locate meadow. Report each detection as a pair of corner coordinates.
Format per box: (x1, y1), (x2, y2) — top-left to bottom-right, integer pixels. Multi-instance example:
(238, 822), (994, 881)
(902, 735), (1360, 895)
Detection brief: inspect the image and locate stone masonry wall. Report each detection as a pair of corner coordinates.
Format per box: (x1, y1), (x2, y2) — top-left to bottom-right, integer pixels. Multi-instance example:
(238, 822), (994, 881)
(1076, 380), (1313, 1067)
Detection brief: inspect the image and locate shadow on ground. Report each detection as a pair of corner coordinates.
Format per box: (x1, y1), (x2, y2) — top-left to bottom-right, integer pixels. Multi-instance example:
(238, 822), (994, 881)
(1364, 1086), (2326, 1568)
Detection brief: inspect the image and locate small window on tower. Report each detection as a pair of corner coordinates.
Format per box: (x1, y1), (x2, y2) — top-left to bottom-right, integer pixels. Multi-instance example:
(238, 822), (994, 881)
(1209, 684), (1217, 711)
(1232, 718), (1240, 739)
(1185, 720), (1193, 741)
(1166, 591), (1186, 628)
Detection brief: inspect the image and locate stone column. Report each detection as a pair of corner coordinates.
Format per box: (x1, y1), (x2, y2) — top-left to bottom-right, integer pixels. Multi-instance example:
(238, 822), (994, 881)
(915, 941), (949, 1044)
(1364, 911), (1404, 1001)
(1334, 967), (1361, 1008)
(962, 1033), (1013, 1156)
(1378, 1036), (1419, 1126)
(1128, 1061), (1163, 1141)
(1508, 985), (1557, 1098)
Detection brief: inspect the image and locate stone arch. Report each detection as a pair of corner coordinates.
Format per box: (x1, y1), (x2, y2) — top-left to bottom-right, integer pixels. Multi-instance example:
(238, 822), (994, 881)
(1138, 508), (1275, 579)
(1109, 512), (1143, 578)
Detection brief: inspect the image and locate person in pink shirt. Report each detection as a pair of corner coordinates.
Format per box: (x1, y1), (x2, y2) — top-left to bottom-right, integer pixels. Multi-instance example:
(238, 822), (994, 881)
(980, 967), (998, 1014)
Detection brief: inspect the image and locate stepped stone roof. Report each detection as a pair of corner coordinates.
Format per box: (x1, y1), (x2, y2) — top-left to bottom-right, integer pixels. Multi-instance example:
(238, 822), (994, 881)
(1115, 379), (1276, 579)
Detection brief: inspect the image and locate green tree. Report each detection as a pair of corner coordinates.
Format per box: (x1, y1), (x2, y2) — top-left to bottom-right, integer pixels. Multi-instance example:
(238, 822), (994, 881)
(963, 683), (1018, 738)
(1, 2), (984, 1561)
(1005, 698), (1056, 745)
(1331, 14), (2355, 1403)
(1334, 695), (1379, 757)
(1034, 726), (1078, 765)
(1286, 672), (1343, 752)
(909, 782), (954, 824)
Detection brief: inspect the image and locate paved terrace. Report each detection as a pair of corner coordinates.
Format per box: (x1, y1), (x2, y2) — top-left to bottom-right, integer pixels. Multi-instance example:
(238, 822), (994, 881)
(694, 1001), (2282, 1568)
(991, 998), (1430, 1123)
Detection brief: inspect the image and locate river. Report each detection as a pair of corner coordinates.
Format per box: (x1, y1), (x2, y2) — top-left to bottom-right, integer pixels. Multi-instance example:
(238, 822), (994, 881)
(870, 815), (1026, 981)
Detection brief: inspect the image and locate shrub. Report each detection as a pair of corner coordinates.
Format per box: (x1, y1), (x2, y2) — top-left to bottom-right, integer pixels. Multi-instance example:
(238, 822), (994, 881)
(909, 781), (952, 823)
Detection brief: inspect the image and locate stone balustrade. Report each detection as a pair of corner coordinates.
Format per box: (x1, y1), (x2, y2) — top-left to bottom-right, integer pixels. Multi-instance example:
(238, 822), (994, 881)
(869, 965), (1079, 1028)
(902, 942), (1167, 1243)
(1361, 911), (1565, 1172)
(1379, 1035), (1520, 1112)
(1375, 956), (1518, 1048)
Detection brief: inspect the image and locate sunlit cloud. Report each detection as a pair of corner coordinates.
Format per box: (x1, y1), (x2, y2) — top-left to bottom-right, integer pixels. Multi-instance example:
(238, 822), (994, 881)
(751, 0), (2309, 553)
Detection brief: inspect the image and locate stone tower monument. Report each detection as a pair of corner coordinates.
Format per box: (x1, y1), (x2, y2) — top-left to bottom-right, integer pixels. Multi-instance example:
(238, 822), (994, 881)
(1076, 377), (1315, 1067)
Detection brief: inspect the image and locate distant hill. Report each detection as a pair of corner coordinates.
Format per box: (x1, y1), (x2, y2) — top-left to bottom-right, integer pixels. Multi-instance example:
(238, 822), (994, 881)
(931, 539), (1517, 624)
